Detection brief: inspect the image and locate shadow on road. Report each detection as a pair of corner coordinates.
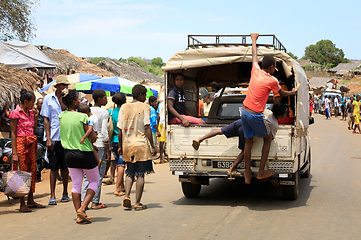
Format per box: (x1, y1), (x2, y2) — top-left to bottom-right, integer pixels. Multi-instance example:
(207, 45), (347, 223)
(172, 175), (314, 211)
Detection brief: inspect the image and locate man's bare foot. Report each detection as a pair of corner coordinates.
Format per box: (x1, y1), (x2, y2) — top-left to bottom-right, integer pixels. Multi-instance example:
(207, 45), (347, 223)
(244, 170), (252, 184)
(257, 170), (274, 179)
(192, 140), (200, 150)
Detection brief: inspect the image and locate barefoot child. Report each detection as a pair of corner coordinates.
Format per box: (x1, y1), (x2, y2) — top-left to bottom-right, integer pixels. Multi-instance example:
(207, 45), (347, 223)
(192, 103), (288, 178)
(241, 33), (296, 184)
(78, 103), (101, 165)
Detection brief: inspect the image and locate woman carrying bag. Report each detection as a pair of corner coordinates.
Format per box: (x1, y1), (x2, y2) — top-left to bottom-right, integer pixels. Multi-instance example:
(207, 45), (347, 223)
(9, 89), (45, 212)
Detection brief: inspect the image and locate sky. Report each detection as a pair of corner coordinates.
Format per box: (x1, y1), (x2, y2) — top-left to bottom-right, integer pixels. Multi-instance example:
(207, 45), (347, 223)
(31, 0), (361, 62)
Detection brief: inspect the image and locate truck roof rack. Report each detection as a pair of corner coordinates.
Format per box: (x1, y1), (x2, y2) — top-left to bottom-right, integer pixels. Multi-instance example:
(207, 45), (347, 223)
(188, 34), (287, 52)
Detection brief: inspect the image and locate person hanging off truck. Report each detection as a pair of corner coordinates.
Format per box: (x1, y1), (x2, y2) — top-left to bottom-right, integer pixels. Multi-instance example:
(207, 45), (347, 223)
(192, 103), (288, 179)
(241, 33), (297, 184)
(168, 73), (205, 127)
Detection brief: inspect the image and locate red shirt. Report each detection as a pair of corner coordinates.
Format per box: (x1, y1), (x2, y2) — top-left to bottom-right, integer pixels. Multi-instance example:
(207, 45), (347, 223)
(243, 63), (280, 112)
(9, 105), (35, 137)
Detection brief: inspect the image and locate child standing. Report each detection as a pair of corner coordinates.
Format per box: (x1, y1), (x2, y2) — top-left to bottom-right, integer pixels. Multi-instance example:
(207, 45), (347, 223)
(10, 89), (45, 212)
(78, 103), (101, 166)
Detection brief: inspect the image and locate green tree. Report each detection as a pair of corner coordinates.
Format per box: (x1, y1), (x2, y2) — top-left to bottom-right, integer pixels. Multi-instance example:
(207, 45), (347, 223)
(128, 56), (147, 68)
(0, 0), (38, 41)
(287, 52), (298, 60)
(91, 57), (106, 65)
(151, 57), (164, 67)
(304, 40), (348, 68)
(118, 57), (127, 63)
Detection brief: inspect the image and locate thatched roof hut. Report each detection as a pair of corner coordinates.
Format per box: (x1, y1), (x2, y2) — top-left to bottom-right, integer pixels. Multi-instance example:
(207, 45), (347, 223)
(328, 62), (361, 76)
(97, 60), (164, 84)
(37, 46), (81, 75)
(0, 63), (42, 91)
(0, 79), (20, 109)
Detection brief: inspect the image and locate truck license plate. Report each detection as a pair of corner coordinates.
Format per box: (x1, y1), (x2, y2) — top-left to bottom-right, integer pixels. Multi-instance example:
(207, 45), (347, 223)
(213, 161), (237, 169)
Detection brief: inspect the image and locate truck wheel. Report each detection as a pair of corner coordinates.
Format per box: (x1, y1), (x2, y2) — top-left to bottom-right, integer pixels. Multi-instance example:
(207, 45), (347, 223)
(181, 182), (201, 198)
(283, 169), (299, 200)
(301, 151), (311, 178)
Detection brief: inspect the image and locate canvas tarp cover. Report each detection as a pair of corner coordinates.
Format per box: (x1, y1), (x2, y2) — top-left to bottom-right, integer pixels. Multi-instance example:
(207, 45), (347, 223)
(0, 41), (56, 69)
(162, 46), (295, 78)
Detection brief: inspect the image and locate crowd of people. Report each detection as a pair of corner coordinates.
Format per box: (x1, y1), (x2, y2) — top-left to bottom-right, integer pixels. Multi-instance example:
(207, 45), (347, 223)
(312, 93), (361, 133)
(8, 75), (161, 223)
(7, 33), (301, 222)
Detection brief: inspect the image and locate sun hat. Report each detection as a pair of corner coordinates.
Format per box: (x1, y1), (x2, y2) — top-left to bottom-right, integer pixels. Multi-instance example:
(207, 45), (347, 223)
(55, 75), (70, 85)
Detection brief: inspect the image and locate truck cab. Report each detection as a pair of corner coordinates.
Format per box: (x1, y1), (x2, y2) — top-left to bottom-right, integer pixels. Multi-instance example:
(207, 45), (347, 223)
(163, 35), (312, 200)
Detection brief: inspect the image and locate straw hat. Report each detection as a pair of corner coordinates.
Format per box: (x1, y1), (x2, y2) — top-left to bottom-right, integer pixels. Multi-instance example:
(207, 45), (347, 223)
(55, 75), (70, 85)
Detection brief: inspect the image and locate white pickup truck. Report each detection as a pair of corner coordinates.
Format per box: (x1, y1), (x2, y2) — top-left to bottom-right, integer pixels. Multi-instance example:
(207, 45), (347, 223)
(162, 35), (312, 200)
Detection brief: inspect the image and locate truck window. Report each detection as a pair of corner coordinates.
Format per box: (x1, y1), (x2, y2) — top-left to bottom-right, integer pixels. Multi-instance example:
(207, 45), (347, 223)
(218, 103), (242, 117)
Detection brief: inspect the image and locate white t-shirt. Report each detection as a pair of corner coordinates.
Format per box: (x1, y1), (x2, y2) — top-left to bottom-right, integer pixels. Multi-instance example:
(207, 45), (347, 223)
(263, 109), (279, 139)
(89, 114), (98, 132)
(157, 101), (165, 125)
(334, 97), (339, 107)
(91, 106), (109, 148)
(325, 98), (331, 109)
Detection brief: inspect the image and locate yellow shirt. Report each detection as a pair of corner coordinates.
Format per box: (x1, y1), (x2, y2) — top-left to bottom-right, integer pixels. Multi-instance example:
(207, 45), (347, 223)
(352, 101), (361, 115)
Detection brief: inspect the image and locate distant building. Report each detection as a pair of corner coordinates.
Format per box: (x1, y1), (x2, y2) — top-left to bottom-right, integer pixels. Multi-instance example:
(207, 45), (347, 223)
(328, 62), (361, 76)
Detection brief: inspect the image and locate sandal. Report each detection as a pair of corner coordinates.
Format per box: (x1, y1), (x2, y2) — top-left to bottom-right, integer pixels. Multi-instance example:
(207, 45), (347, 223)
(27, 203), (45, 208)
(61, 196), (70, 202)
(192, 140), (200, 150)
(76, 209), (91, 223)
(123, 198), (131, 209)
(104, 179), (115, 185)
(48, 198), (57, 205)
(19, 206), (32, 212)
(134, 204), (147, 211)
(91, 203), (107, 209)
(114, 191), (125, 196)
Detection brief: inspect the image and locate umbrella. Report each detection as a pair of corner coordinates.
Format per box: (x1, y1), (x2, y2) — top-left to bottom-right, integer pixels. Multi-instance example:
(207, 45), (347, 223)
(75, 76), (156, 97)
(39, 73), (101, 93)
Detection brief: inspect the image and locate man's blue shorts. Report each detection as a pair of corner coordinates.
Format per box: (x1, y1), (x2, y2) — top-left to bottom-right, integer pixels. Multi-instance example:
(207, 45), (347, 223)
(241, 108), (269, 139)
(221, 119), (245, 150)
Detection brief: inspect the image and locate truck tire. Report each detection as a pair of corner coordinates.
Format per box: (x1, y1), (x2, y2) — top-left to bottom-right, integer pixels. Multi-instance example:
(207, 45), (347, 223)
(181, 182), (201, 198)
(283, 169), (299, 200)
(301, 151), (311, 178)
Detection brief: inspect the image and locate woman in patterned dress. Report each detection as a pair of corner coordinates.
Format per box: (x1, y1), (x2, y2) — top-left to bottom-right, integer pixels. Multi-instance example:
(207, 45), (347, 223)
(10, 89), (45, 212)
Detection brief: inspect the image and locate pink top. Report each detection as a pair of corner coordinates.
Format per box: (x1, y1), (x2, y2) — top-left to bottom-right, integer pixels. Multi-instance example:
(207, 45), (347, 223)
(243, 63), (281, 113)
(9, 105), (35, 137)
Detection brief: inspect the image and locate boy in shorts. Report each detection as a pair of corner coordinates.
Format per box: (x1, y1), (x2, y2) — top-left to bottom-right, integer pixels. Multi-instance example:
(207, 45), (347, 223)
(192, 103), (288, 178)
(117, 84), (156, 210)
(241, 33), (296, 184)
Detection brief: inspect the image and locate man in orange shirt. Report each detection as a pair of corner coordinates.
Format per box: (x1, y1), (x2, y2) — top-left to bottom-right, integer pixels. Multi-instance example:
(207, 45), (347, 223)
(241, 33), (296, 184)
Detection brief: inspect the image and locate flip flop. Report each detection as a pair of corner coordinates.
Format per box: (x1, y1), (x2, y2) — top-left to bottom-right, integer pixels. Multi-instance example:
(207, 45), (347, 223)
(48, 198), (57, 205)
(114, 191), (125, 196)
(104, 179), (115, 185)
(134, 204), (147, 211)
(27, 203), (46, 208)
(192, 140), (200, 150)
(61, 196), (70, 202)
(91, 203), (107, 209)
(19, 206), (32, 212)
(123, 198), (131, 209)
(76, 209), (91, 223)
